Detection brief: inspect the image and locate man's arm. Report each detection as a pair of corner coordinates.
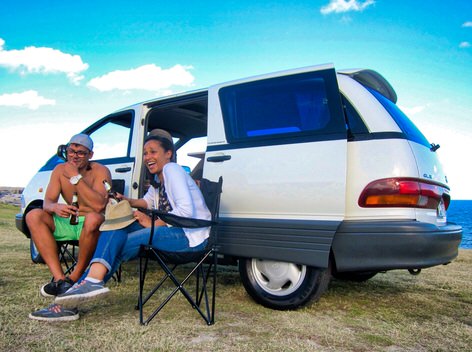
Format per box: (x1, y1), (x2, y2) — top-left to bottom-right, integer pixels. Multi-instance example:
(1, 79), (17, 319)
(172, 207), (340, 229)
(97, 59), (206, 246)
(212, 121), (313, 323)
(75, 164), (111, 213)
(43, 165), (76, 218)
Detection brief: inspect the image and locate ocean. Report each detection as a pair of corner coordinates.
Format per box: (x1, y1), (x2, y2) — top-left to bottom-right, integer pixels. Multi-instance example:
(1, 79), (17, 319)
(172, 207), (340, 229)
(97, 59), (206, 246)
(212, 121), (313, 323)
(447, 200), (472, 249)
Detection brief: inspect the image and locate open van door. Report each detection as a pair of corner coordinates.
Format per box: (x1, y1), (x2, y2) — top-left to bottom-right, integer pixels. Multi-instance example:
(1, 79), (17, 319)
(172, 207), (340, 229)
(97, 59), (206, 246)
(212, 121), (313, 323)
(204, 64), (347, 309)
(84, 111), (135, 196)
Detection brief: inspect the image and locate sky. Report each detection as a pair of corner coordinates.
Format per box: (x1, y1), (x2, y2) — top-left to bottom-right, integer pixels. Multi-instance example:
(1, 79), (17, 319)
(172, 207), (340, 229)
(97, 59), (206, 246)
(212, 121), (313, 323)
(0, 0), (471, 199)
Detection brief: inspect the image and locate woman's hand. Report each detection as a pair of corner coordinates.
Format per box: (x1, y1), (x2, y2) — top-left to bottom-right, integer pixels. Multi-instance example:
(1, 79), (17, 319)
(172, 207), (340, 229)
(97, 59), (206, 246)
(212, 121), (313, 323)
(133, 210), (152, 228)
(133, 210), (167, 228)
(115, 192), (127, 201)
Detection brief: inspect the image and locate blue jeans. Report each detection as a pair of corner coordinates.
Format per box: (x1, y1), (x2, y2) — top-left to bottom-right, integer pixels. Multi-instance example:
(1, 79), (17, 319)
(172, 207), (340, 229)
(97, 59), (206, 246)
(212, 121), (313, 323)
(84, 222), (207, 283)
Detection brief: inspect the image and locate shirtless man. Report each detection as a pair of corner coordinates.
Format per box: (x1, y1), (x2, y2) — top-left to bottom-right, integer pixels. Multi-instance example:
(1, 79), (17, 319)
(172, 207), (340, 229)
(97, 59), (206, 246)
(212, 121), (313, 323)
(26, 133), (111, 299)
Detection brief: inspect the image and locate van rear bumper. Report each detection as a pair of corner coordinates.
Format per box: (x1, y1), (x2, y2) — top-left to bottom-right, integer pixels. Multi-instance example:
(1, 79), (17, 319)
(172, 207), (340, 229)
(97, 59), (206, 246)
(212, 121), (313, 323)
(332, 220), (463, 272)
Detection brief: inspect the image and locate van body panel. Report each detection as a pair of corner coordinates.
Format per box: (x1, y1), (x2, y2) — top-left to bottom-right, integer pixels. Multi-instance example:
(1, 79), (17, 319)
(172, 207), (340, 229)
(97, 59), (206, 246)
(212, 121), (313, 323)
(408, 140), (448, 186)
(333, 220), (462, 271)
(217, 218), (339, 268)
(19, 170), (53, 213)
(205, 140), (347, 221)
(344, 138), (420, 220)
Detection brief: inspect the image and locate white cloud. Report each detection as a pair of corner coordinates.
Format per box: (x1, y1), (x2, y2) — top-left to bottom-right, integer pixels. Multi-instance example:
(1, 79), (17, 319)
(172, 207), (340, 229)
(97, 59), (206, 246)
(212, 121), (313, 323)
(87, 64), (195, 93)
(0, 90), (56, 110)
(459, 41), (471, 48)
(462, 21), (472, 27)
(320, 0), (375, 15)
(0, 38), (88, 84)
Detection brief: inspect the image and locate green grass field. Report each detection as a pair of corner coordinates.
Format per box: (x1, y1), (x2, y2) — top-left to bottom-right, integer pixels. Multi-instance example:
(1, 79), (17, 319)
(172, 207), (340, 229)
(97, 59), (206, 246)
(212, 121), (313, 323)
(1, 204), (470, 351)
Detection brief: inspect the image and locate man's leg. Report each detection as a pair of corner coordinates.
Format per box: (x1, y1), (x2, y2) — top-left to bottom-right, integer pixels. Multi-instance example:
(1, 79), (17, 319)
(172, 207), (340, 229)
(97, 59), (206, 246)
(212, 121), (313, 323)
(26, 209), (65, 281)
(68, 212), (104, 282)
(54, 224), (138, 307)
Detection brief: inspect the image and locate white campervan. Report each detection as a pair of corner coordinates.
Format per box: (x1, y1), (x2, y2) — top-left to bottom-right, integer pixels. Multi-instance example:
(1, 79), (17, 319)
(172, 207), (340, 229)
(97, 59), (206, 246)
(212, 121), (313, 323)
(17, 64), (462, 310)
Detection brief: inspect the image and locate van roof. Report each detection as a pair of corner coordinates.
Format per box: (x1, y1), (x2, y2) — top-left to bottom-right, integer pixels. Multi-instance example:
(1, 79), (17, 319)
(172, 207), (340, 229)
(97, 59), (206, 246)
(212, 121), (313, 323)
(112, 65), (397, 114)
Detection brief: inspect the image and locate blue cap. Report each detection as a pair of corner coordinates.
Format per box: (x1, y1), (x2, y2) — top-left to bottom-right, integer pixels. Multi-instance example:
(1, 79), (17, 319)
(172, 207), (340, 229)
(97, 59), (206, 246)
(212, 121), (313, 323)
(68, 133), (93, 151)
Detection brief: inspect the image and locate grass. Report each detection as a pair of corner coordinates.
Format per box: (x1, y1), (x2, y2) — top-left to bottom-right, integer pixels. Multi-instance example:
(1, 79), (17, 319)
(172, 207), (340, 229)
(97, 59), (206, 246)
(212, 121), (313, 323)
(0, 203), (471, 351)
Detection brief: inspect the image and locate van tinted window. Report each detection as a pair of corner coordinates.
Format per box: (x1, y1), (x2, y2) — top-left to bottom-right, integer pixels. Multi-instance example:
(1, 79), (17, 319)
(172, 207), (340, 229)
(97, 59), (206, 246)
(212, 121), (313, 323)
(368, 88), (430, 147)
(342, 95), (368, 137)
(219, 71), (345, 143)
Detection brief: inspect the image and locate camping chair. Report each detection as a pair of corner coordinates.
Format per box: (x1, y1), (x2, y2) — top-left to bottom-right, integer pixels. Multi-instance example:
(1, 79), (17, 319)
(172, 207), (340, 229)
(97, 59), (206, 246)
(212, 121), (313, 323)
(56, 240), (79, 276)
(137, 177), (223, 326)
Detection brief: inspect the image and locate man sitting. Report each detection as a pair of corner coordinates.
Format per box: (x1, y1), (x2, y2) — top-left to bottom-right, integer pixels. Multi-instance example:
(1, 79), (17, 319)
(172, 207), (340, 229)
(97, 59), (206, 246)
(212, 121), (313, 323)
(27, 133), (111, 321)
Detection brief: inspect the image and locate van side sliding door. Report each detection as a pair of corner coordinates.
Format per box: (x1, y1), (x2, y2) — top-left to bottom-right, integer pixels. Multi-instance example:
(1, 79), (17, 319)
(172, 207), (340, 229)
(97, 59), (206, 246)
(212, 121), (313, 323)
(205, 65), (347, 268)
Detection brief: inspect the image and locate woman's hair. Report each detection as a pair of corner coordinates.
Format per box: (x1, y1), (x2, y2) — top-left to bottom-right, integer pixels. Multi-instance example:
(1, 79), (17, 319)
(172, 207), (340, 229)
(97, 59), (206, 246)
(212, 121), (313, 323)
(144, 135), (176, 162)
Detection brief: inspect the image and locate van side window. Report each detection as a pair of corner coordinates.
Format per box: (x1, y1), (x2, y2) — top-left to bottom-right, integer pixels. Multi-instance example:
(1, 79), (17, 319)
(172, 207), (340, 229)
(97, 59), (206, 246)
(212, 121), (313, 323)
(219, 70), (345, 143)
(88, 112), (133, 161)
(341, 95), (369, 139)
(367, 88), (430, 148)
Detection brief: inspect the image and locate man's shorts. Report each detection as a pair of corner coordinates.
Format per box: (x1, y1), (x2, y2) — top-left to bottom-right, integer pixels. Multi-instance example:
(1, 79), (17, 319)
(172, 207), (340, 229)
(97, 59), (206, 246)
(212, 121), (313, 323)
(53, 214), (85, 241)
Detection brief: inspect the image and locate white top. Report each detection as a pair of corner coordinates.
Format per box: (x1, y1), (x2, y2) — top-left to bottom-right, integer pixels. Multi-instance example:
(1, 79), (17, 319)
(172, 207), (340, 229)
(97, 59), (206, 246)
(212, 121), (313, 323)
(143, 162), (211, 247)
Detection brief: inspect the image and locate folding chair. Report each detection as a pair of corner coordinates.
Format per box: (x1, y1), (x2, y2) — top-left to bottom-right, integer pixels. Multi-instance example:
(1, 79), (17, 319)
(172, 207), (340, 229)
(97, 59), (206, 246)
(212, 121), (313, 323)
(137, 177), (223, 326)
(56, 240), (79, 277)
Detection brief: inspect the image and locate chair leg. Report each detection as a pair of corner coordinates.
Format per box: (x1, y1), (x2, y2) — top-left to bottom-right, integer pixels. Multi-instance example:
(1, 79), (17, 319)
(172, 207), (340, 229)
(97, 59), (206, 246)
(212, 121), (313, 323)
(51, 243), (78, 282)
(197, 250), (217, 324)
(196, 264), (211, 320)
(139, 248), (216, 325)
(138, 253), (149, 325)
(137, 263), (177, 310)
(112, 264), (122, 282)
(211, 249), (217, 324)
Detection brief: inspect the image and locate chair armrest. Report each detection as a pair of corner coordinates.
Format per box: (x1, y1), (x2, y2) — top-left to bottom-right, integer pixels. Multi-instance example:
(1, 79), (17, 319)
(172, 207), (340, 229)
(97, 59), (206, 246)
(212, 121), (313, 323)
(139, 209), (216, 228)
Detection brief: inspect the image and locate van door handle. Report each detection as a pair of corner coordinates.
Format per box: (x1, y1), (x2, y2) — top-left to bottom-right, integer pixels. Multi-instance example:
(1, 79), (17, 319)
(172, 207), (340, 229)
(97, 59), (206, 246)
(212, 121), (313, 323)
(207, 155), (231, 162)
(115, 167), (132, 173)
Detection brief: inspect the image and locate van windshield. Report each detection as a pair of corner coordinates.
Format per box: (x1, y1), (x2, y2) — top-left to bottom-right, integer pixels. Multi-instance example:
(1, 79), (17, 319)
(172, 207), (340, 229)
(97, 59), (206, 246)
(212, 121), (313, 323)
(368, 88), (430, 148)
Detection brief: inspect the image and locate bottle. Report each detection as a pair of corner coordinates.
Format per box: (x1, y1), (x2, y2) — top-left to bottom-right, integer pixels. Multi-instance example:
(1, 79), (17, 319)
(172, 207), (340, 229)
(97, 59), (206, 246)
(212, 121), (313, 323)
(70, 192), (79, 225)
(103, 180), (119, 204)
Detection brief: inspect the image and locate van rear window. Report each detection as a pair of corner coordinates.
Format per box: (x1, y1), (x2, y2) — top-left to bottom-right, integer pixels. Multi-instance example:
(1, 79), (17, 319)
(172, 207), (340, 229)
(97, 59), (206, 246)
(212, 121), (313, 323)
(219, 70), (345, 143)
(368, 88), (430, 148)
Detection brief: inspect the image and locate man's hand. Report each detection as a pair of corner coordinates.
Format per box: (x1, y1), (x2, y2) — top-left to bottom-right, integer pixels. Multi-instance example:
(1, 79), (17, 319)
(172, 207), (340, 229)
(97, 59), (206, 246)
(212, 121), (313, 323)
(62, 161), (80, 179)
(53, 203), (78, 218)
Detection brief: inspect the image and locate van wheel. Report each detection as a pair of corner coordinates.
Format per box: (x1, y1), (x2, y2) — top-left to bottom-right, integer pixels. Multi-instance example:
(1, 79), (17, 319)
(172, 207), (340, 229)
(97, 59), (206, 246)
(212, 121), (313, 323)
(30, 239), (44, 264)
(332, 271), (377, 282)
(238, 258), (331, 310)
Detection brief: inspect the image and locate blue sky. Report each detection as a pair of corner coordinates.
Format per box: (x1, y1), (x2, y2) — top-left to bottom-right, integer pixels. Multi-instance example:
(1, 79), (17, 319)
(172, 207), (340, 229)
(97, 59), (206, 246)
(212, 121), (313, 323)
(1, 0), (471, 199)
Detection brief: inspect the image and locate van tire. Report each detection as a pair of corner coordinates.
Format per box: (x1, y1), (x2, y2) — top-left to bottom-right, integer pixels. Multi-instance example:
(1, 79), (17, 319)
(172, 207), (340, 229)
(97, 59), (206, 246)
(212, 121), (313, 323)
(30, 239), (44, 264)
(238, 258), (331, 310)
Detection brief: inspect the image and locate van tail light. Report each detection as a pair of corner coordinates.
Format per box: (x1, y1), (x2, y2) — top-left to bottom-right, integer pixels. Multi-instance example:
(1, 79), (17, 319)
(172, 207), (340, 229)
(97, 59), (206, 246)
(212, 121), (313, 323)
(358, 178), (450, 210)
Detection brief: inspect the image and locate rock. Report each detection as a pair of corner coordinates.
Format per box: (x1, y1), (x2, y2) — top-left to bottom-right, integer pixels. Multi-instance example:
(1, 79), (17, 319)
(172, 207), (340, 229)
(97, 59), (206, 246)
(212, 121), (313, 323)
(0, 187), (24, 206)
